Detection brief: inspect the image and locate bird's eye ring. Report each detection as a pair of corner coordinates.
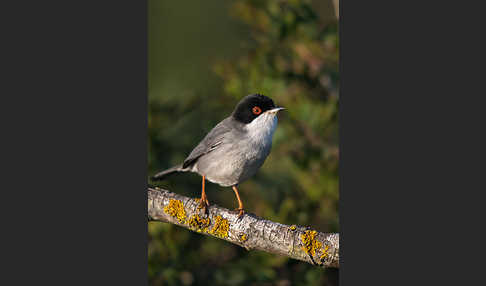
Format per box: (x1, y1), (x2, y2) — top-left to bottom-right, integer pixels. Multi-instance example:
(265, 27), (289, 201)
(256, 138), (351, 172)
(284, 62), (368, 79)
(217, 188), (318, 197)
(252, 106), (262, 115)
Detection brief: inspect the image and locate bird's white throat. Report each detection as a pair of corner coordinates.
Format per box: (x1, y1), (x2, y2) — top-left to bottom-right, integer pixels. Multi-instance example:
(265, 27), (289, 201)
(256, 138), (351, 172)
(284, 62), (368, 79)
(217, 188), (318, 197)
(244, 112), (278, 144)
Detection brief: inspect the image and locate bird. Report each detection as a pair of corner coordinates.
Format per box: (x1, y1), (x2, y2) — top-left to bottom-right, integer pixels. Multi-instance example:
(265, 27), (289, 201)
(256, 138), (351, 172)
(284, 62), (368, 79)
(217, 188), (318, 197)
(151, 94), (284, 218)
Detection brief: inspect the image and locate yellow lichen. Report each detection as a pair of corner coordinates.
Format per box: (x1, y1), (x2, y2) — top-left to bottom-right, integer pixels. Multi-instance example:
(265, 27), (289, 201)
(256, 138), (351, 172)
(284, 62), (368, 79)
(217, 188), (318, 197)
(239, 233), (248, 242)
(289, 225), (297, 231)
(300, 230), (322, 256)
(320, 245), (330, 260)
(208, 215), (229, 238)
(187, 214), (211, 232)
(163, 199), (186, 223)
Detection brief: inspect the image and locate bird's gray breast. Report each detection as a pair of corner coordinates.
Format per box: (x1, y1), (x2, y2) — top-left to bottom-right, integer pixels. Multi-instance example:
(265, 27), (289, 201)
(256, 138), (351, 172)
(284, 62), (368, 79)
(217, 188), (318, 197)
(193, 114), (277, 187)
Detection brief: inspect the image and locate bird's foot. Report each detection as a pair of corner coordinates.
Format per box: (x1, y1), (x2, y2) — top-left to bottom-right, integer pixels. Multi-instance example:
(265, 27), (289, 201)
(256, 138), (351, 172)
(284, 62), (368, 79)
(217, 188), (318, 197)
(197, 199), (210, 215)
(234, 208), (245, 219)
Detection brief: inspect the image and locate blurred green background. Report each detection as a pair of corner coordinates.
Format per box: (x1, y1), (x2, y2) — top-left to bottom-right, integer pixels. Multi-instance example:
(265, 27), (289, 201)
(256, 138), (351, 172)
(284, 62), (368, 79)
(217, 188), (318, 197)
(148, 0), (339, 285)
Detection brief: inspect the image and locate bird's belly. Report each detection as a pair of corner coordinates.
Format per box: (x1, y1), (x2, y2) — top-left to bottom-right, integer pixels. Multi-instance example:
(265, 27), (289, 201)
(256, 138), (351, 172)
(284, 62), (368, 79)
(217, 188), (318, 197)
(194, 142), (271, 187)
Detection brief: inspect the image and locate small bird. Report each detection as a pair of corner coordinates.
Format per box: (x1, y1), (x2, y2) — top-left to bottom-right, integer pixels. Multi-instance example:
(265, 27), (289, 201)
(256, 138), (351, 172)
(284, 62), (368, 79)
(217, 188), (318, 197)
(152, 94), (284, 217)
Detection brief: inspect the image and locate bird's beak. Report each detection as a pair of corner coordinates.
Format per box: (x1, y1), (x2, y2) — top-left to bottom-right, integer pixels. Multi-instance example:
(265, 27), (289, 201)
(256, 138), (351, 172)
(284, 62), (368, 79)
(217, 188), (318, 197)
(267, 107), (285, 114)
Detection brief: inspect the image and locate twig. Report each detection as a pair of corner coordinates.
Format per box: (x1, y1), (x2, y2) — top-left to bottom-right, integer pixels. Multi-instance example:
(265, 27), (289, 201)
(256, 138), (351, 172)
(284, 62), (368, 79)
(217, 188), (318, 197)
(148, 187), (339, 268)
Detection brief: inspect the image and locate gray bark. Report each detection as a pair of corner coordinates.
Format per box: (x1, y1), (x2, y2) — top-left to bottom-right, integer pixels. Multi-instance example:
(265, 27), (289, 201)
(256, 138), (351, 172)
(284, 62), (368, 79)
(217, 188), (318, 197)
(148, 187), (339, 268)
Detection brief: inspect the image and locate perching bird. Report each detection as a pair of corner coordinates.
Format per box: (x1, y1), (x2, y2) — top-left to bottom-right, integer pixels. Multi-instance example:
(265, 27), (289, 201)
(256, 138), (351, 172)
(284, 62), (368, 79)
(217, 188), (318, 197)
(152, 94), (284, 217)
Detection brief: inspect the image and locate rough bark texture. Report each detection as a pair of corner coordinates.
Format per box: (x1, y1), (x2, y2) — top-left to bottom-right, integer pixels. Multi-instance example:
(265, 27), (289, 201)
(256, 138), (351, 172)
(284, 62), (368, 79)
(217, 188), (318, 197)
(148, 187), (339, 268)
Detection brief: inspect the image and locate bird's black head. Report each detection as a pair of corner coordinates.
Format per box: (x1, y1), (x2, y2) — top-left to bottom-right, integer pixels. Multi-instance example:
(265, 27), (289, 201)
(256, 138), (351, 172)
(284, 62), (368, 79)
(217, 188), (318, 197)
(232, 94), (276, 124)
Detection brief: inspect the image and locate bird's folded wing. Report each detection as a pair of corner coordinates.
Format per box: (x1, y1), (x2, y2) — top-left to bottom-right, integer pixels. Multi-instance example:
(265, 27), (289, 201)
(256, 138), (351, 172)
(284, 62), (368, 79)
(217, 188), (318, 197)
(182, 117), (234, 168)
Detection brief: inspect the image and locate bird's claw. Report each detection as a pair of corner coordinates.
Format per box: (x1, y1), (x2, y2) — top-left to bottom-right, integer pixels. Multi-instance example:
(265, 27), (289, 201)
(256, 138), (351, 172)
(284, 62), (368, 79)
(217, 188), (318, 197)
(234, 208), (245, 219)
(197, 200), (210, 215)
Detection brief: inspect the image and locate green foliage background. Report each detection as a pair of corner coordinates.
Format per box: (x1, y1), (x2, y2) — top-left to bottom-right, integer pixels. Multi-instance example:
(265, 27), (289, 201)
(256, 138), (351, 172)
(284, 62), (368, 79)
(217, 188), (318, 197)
(148, 0), (339, 285)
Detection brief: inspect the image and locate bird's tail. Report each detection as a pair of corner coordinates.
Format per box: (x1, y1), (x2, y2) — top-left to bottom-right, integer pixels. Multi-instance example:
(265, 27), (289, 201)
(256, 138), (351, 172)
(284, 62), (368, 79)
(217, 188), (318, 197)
(151, 164), (185, 181)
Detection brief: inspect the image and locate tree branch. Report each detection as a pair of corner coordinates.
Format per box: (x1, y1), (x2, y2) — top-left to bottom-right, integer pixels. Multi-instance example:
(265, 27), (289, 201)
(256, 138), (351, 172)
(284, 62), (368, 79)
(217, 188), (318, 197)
(148, 187), (339, 268)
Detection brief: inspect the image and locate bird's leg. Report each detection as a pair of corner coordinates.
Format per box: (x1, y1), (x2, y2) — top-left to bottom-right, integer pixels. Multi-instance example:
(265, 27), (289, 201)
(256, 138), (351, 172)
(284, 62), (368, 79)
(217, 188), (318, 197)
(232, 185), (245, 218)
(198, 176), (210, 212)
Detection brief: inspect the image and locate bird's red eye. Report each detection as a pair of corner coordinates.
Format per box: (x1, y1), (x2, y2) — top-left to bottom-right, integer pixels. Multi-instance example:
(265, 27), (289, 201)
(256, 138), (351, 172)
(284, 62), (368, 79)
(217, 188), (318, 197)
(252, 106), (262, 115)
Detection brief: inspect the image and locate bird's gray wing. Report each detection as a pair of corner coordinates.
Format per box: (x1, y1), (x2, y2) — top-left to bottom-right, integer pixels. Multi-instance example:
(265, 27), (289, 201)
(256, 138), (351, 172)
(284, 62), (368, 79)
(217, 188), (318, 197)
(182, 117), (234, 169)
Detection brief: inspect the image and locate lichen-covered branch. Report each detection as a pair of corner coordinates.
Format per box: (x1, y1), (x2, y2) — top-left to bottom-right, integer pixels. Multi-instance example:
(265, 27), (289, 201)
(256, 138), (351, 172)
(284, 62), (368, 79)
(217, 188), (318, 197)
(148, 187), (339, 268)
